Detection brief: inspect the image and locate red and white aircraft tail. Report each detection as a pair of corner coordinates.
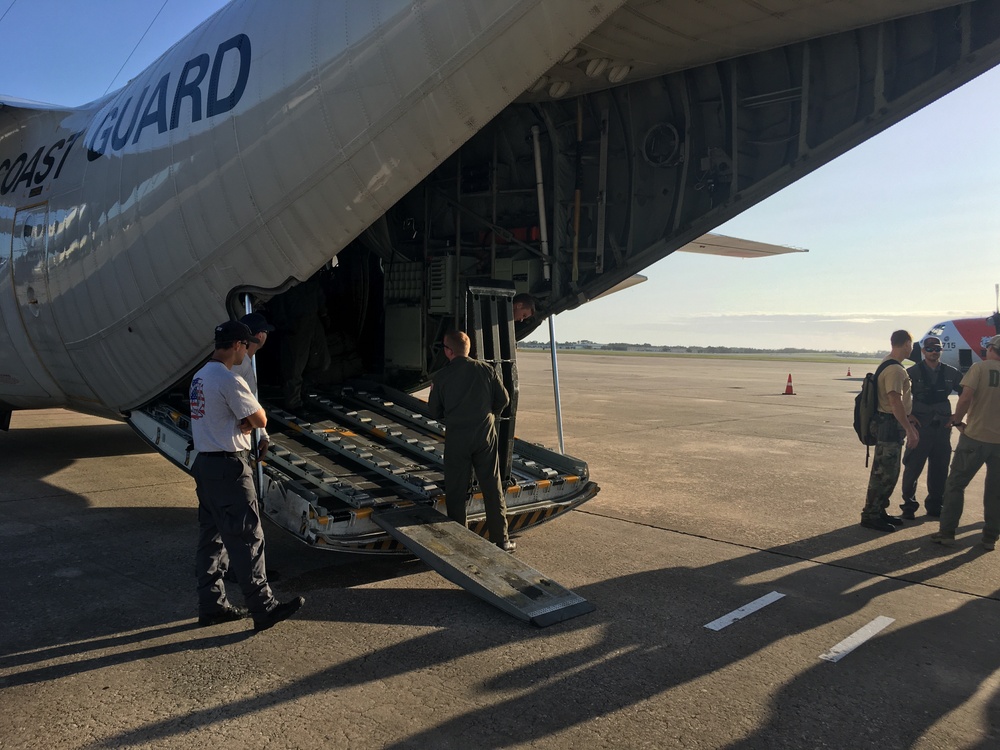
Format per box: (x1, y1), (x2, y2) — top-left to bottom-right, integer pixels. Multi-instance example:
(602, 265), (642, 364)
(917, 284), (1000, 371)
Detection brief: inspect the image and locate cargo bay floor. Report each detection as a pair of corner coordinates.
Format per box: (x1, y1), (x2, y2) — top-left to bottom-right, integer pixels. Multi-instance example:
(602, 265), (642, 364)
(1, 354), (997, 749)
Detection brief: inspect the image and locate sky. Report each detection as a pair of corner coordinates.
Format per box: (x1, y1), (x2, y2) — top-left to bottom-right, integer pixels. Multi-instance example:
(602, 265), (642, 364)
(2, 0), (998, 354)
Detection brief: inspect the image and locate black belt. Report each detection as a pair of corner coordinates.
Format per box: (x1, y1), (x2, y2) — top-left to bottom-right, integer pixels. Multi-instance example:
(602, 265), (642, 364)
(199, 450), (249, 458)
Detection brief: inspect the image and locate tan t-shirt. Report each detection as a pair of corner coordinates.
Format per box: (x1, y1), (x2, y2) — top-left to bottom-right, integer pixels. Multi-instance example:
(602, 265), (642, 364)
(877, 361), (912, 415)
(961, 360), (1000, 444)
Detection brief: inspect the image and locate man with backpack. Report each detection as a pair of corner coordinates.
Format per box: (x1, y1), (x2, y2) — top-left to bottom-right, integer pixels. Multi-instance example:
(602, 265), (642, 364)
(861, 330), (921, 532)
(899, 335), (963, 519)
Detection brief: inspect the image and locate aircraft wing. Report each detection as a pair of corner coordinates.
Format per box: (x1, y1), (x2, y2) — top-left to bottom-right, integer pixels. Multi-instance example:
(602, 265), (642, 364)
(590, 274), (648, 301)
(589, 233), (803, 302)
(0, 96), (71, 110)
(676, 233), (807, 259)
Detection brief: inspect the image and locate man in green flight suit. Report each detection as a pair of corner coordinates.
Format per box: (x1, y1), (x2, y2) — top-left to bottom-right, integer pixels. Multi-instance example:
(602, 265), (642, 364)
(428, 330), (514, 551)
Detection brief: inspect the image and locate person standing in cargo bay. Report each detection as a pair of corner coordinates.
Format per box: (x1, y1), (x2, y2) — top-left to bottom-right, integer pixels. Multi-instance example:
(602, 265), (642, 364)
(428, 330), (514, 551)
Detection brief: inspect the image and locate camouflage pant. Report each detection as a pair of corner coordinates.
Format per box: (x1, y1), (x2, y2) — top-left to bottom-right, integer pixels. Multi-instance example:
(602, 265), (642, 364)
(862, 441), (903, 521)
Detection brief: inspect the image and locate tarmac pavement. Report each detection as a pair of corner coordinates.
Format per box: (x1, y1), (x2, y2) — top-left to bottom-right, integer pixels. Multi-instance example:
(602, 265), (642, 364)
(1, 354), (997, 749)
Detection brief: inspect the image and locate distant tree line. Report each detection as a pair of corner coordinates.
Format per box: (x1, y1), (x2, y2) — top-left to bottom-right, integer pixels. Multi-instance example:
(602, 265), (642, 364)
(517, 340), (881, 357)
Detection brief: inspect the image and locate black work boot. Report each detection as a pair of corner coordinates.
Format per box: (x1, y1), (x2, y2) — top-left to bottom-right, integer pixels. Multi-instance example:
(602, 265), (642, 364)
(253, 596), (305, 632)
(198, 605), (249, 627)
(861, 517), (897, 533)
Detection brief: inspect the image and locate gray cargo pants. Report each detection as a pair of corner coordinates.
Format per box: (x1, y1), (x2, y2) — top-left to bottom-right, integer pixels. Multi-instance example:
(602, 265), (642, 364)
(192, 453), (275, 617)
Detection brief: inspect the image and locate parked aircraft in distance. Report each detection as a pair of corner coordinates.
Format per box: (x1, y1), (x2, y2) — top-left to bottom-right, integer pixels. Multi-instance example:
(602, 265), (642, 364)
(3, 0), (1000, 556)
(916, 286), (1000, 371)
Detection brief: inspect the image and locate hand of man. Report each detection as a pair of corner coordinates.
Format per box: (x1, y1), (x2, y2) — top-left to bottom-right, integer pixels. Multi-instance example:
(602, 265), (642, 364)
(257, 437), (269, 457)
(906, 426), (920, 447)
(239, 417), (254, 434)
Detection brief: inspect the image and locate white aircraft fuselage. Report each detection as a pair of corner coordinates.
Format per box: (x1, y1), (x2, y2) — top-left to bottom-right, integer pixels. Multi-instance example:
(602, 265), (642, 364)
(919, 316), (1000, 371)
(0, 0), (622, 419)
(3, 0), (1000, 425)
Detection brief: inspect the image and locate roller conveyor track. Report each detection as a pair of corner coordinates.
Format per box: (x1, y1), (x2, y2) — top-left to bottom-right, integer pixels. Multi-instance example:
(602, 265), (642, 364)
(265, 407), (444, 506)
(313, 386), (563, 482)
(310, 392), (446, 464)
(255, 385), (588, 512)
(266, 431), (422, 508)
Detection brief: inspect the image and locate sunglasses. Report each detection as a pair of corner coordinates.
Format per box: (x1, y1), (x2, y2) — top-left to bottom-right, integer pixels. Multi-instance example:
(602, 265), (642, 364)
(924, 345), (942, 352)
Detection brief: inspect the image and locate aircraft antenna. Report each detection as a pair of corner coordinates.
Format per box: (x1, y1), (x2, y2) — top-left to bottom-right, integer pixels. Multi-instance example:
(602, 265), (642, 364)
(102, 0), (170, 96)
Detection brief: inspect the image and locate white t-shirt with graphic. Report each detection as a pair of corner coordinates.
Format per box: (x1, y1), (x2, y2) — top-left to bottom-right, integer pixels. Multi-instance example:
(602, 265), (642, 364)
(190, 361), (261, 452)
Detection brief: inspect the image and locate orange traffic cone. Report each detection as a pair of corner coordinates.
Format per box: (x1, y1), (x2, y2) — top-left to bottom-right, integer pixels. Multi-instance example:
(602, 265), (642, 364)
(782, 373), (795, 395)
(847, 367), (852, 377)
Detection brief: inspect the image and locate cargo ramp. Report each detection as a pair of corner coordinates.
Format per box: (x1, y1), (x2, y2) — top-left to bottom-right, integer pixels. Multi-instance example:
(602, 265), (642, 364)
(374, 504), (594, 626)
(128, 382), (597, 626)
(128, 283), (595, 624)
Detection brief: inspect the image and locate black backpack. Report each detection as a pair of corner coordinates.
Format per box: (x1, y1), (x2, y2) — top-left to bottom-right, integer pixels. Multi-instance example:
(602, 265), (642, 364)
(853, 360), (897, 465)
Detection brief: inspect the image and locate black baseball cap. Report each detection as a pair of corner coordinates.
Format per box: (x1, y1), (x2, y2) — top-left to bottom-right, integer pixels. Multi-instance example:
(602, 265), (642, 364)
(240, 312), (275, 334)
(214, 320), (260, 346)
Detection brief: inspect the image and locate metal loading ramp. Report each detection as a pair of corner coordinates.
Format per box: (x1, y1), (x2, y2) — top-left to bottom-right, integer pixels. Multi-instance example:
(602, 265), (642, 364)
(373, 504), (595, 627)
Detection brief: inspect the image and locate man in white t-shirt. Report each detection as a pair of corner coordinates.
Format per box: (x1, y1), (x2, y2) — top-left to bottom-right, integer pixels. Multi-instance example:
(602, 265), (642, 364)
(189, 320), (304, 632)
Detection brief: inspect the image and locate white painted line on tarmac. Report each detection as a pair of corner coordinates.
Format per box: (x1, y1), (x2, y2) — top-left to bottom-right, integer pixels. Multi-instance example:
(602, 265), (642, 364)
(820, 616), (895, 663)
(704, 591), (785, 631)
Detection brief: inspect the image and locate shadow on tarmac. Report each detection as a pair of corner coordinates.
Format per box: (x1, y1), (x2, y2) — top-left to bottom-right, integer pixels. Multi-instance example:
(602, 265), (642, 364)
(4, 422), (999, 748)
(83, 526), (997, 749)
(721, 584), (1000, 749)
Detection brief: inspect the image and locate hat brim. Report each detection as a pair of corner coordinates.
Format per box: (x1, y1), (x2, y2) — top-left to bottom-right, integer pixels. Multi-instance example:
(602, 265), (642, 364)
(216, 333), (261, 346)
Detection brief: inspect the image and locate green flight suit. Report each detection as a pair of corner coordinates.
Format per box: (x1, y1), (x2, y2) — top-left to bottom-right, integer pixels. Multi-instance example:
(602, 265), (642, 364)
(429, 355), (510, 545)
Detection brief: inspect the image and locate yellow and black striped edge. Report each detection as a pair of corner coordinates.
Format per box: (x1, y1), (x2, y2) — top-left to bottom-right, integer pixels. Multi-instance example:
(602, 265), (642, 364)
(319, 481), (599, 553)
